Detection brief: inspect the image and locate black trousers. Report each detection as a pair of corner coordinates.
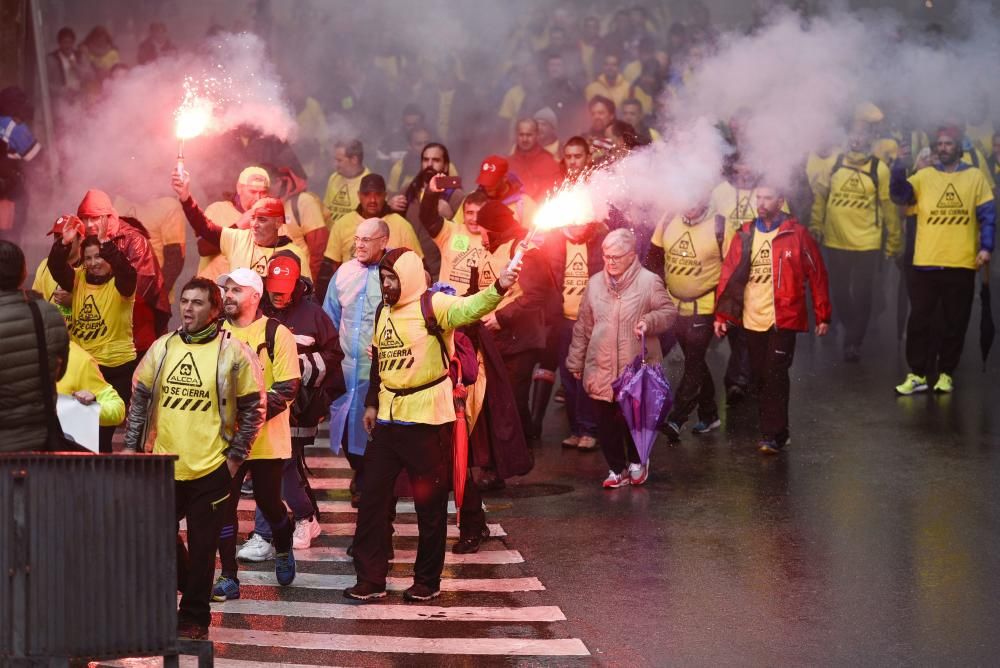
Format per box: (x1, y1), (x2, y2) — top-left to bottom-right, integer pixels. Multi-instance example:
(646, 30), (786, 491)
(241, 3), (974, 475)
(826, 248), (879, 349)
(905, 268), (975, 376)
(503, 349), (539, 440)
(668, 314), (718, 426)
(218, 458), (292, 579)
(745, 328), (797, 445)
(176, 463), (231, 627)
(97, 359), (137, 453)
(724, 326), (751, 391)
(594, 399), (640, 472)
(353, 421), (452, 590)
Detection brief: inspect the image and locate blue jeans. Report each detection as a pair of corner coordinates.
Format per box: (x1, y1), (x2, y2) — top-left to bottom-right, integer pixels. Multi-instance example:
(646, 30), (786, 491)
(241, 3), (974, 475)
(558, 317), (597, 437)
(254, 457), (314, 539)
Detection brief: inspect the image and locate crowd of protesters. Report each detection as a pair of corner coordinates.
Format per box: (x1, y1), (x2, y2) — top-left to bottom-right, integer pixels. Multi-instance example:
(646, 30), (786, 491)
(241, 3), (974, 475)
(0, 0), (995, 640)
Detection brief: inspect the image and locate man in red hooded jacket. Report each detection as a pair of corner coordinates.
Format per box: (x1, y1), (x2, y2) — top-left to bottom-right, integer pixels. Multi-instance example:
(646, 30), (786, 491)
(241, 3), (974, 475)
(714, 186), (831, 455)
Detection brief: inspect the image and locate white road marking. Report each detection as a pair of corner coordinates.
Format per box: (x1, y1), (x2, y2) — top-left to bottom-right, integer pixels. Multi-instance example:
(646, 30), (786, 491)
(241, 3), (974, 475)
(209, 627), (588, 656)
(179, 520), (506, 537)
(235, 498), (460, 514)
(304, 456), (350, 470)
(233, 570), (544, 592)
(287, 546), (522, 564)
(212, 599), (565, 622)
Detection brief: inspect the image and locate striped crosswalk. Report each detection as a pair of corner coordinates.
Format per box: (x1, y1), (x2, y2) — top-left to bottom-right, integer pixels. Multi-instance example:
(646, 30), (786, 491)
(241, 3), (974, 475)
(197, 440), (590, 663)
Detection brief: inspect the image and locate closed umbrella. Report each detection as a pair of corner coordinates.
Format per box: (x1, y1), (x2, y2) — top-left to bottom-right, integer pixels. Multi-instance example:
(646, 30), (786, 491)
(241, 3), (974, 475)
(611, 334), (673, 465)
(981, 263), (994, 370)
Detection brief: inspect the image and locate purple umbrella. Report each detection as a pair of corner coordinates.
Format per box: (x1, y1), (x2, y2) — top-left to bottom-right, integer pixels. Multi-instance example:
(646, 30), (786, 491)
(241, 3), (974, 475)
(611, 334), (673, 465)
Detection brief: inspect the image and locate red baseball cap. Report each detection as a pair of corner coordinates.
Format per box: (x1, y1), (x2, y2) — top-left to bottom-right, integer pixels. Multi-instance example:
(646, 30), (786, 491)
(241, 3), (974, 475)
(476, 155), (509, 188)
(265, 254), (300, 294)
(252, 197), (286, 220)
(47, 215), (85, 237)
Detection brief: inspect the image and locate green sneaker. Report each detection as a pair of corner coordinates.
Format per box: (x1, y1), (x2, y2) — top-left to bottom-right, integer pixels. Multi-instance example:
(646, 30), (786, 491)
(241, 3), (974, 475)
(933, 373), (953, 393)
(895, 373), (928, 396)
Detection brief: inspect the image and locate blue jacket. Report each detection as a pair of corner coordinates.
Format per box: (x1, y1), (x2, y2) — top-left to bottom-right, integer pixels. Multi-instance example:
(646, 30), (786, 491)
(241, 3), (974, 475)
(322, 257), (383, 455)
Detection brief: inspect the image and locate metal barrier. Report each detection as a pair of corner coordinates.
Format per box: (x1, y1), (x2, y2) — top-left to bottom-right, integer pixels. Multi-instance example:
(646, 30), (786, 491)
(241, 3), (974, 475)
(0, 454), (182, 666)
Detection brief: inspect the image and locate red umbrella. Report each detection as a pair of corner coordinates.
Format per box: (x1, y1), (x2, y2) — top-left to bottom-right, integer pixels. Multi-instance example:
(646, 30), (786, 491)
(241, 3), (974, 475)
(452, 357), (469, 524)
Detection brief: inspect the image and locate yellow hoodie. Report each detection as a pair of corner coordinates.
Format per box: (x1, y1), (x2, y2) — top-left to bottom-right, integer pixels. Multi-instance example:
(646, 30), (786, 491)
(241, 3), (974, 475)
(372, 250), (502, 425)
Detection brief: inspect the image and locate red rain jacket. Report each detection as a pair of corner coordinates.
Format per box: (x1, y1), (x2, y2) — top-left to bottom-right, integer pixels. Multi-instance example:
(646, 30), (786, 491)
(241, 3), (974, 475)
(715, 216), (831, 332)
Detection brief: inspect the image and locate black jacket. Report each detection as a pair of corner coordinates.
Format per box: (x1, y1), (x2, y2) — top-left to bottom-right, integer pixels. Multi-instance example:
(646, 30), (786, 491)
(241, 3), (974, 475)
(262, 279), (345, 431)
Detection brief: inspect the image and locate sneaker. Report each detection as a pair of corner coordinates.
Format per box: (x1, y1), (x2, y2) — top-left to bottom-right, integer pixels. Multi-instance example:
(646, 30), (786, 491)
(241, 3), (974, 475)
(577, 435), (598, 450)
(561, 434), (581, 448)
(659, 420), (681, 443)
(275, 551), (296, 586)
(602, 469), (630, 489)
(628, 461), (649, 486)
(757, 439), (782, 455)
(403, 583), (441, 602)
(177, 621), (209, 640)
(211, 576), (239, 601)
(237, 533), (275, 562)
(240, 477), (253, 496)
(844, 345), (861, 363)
(343, 581), (387, 601)
(452, 526), (491, 554)
(692, 418), (721, 434)
(895, 373), (928, 396)
(553, 387), (566, 404)
(933, 373), (953, 394)
(292, 516), (321, 550)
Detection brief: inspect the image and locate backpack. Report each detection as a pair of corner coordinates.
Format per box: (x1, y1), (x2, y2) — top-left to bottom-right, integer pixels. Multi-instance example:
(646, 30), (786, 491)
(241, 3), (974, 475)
(829, 154), (881, 228)
(255, 317), (281, 363)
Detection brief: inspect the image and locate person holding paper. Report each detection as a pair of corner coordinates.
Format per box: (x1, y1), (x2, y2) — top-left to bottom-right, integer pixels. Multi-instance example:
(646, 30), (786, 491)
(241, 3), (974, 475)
(56, 340), (125, 427)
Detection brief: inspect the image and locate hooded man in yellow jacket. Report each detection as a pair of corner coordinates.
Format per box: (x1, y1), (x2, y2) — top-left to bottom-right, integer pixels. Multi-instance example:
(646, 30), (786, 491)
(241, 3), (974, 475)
(345, 247), (522, 602)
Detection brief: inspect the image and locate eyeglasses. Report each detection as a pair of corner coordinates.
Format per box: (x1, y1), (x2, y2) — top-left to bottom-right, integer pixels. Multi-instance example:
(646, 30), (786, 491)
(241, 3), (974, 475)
(602, 251), (634, 264)
(354, 235), (387, 245)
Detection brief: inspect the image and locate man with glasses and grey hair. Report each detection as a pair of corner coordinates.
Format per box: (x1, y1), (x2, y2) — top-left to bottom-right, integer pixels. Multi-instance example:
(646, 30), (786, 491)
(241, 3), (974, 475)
(323, 217), (391, 506)
(566, 228), (676, 488)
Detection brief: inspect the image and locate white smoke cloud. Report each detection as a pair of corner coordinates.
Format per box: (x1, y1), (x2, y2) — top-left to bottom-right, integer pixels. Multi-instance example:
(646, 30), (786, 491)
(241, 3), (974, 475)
(48, 32), (295, 209)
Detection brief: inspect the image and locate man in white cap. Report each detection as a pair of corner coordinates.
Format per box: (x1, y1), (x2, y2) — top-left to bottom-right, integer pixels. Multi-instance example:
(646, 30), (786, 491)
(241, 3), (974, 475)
(196, 166), (271, 281)
(210, 267), (301, 601)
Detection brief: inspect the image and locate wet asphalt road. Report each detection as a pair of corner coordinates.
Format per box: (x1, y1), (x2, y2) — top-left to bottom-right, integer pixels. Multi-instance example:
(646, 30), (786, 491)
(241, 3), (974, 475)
(494, 275), (1000, 666)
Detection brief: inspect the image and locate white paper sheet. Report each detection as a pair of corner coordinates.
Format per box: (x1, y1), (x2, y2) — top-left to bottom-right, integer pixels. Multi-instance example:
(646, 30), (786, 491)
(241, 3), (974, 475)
(56, 394), (101, 453)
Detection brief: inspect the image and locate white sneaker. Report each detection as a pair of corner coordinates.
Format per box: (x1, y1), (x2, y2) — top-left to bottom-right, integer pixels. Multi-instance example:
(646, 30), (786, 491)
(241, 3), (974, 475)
(237, 533), (275, 562)
(292, 516), (321, 550)
(602, 469), (630, 489)
(628, 461), (649, 486)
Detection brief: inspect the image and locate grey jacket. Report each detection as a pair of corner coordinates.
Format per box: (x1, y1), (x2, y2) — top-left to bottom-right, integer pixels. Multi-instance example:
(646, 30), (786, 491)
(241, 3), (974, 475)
(0, 290), (70, 452)
(566, 259), (676, 402)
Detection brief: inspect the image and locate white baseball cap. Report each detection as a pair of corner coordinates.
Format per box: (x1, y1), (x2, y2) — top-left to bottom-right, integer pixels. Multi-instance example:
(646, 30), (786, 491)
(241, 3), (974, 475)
(216, 267), (263, 295)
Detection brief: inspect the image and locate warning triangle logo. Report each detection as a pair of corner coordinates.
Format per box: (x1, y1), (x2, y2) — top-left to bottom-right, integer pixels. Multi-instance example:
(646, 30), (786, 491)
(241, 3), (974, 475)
(733, 196), (753, 221)
(566, 252), (588, 277)
(752, 240), (772, 267)
(379, 317), (405, 349)
(77, 294), (102, 322)
(332, 184), (351, 207)
(668, 231), (698, 258)
(479, 261), (497, 285)
(936, 183), (964, 209)
(840, 171), (866, 195)
(251, 254), (269, 276)
(166, 352), (203, 387)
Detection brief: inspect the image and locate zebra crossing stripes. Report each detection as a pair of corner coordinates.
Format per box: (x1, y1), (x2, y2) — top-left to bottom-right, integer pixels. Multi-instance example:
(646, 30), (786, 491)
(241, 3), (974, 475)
(284, 545), (524, 564)
(180, 519), (506, 537)
(234, 570), (545, 592)
(235, 497), (459, 514)
(212, 599), (565, 622)
(210, 627), (590, 657)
